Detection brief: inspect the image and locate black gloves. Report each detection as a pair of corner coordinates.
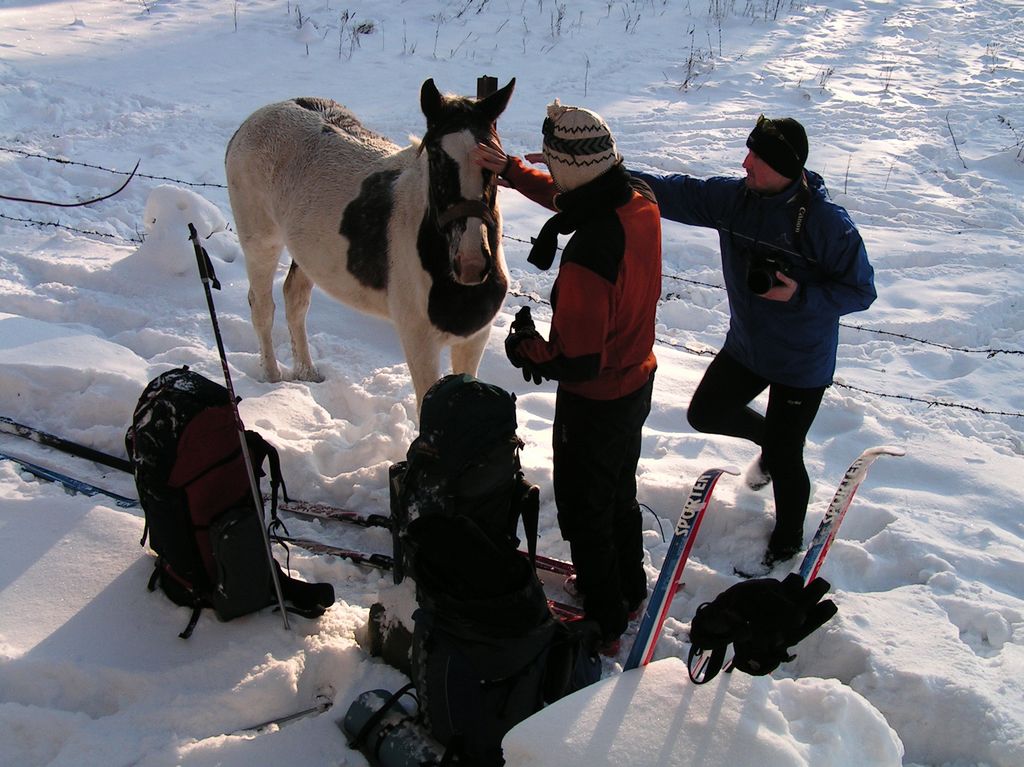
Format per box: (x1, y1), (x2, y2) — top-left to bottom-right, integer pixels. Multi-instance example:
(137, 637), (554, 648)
(687, 573), (838, 683)
(505, 306), (544, 385)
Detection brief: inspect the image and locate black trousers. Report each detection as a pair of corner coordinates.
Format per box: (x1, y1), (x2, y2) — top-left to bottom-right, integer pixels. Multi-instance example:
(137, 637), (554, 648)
(552, 374), (654, 639)
(687, 350), (825, 552)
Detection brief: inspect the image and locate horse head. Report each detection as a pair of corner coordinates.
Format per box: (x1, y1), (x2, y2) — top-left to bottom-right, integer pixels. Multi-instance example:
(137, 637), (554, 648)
(417, 77), (515, 286)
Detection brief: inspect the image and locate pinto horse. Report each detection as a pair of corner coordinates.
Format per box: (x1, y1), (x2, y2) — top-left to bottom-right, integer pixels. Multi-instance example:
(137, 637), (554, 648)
(224, 78), (515, 409)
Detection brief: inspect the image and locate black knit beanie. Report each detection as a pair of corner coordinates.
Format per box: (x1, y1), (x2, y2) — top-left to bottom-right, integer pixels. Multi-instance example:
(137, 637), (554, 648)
(746, 115), (808, 180)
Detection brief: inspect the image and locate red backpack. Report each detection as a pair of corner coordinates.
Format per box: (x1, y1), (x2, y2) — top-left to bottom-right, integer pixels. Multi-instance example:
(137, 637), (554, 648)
(126, 366), (334, 638)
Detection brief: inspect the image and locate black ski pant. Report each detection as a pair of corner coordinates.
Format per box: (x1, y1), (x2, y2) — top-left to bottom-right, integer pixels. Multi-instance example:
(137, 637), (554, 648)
(686, 350), (825, 554)
(552, 373), (654, 641)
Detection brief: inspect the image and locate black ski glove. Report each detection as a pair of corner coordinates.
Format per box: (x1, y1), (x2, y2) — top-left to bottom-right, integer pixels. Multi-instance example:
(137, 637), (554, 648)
(505, 306), (544, 384)
(687, 573), (838, 683)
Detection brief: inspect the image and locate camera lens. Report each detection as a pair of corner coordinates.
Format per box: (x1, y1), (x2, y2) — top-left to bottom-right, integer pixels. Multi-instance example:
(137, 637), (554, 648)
(747, 268), (775, 294)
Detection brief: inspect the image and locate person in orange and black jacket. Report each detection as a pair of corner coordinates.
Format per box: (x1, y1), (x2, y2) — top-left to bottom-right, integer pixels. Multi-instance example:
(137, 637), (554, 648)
(472, 101), (661, 654)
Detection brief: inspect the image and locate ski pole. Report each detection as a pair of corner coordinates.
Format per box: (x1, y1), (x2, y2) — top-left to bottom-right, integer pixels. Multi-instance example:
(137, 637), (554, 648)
(188, 223), (291, 631)
(233, 692), (334, 734)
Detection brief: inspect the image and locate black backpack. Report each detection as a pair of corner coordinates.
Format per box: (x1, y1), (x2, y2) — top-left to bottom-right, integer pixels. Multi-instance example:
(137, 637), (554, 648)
(390, 373), (539, 585)
(357, 526), (598, 767)
(357, 374), (599, 766)
(410, 539), (560, 766)
(125, 366), (334, 638)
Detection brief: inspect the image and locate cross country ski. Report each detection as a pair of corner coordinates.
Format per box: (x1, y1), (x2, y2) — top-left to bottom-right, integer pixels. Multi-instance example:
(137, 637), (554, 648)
(0, 448), (139, 508)
(1, 413), (581, 579)
(0, 415), (133, 473)
(797, 445), (905, 582)
(686, 445), (905, 684)
(624, 466), (738, 671)
(0, 437), (584, 620)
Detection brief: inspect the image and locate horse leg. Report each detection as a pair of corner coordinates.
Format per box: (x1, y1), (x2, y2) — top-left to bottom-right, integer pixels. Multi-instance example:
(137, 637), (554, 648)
(395, 322), (443, 413)
(283, 261), (324, 382)
(242, 232), (285, 383)
(449, 328), (489, 379)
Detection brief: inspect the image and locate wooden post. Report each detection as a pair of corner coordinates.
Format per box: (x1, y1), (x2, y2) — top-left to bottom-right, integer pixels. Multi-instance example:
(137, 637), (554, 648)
(476, 75), (498, 99)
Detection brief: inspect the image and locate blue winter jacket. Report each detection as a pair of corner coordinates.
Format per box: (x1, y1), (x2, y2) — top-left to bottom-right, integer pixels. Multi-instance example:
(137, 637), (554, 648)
(630, 169), (876, 387)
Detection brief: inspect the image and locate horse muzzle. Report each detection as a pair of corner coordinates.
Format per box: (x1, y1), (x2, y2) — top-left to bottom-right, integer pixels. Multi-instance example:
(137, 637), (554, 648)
(439, 199), (497, 286)
(452, 249), (493, 285)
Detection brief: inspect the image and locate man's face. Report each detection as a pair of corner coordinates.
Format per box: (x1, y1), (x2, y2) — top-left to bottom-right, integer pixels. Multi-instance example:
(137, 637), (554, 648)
(742, 150), (793, 195)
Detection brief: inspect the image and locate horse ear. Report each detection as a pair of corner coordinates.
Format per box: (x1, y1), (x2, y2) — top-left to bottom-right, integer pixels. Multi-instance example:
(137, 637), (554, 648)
(477, 78), (516, 123)
(420, 79), (445, 120)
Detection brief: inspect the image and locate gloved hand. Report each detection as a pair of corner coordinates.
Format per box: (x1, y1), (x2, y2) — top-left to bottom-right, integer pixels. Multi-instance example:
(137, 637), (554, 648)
(520, 363), (544, 385)
(505, 307), (544, 384)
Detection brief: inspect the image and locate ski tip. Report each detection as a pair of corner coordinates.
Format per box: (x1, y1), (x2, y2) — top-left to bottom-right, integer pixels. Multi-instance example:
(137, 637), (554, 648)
(711, 465), (741, 477)
(867, 445), (906, 458)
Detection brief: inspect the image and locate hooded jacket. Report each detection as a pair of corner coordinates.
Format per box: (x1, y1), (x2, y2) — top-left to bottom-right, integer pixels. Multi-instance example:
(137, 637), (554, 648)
(503, 160), (661, 400)
(630, 168), (875, 387)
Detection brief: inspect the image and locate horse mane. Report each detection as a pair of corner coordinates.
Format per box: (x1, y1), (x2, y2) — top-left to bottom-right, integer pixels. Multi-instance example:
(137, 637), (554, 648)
(292, 96), (396, 153)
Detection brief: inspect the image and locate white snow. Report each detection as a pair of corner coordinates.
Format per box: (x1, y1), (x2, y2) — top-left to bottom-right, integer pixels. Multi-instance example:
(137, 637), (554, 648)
(1, 1), (1022, 766)
(503, 658), (903, 766)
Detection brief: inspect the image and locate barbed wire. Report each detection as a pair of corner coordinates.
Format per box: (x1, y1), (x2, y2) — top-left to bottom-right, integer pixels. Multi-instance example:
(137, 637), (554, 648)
(0, 160), (141, 207)
(840, 323), (1022, 358)
(833, 382), (1022, 418)
(507, 232), (1022, 358)
(0, 213), (143, 242)
(660, 273), (1023, 357)
(0, 146), (227, 189)
(2, 150), (1021, 416)
(508, 289), (1023, 418)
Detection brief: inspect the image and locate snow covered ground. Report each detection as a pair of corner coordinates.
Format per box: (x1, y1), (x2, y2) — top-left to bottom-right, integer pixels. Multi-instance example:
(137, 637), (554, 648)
(1, 0), (1022, 765)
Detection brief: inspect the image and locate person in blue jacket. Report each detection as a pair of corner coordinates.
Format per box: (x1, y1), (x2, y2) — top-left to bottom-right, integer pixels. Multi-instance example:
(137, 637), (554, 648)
(631, 115), (876, 569)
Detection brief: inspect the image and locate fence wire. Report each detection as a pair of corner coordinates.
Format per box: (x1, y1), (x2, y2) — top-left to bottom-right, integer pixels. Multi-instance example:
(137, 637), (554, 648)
(2, 147), (1020, 417)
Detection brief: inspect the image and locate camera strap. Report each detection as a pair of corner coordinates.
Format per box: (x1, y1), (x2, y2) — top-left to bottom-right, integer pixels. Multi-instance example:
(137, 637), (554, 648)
(790, 171), (811, 261)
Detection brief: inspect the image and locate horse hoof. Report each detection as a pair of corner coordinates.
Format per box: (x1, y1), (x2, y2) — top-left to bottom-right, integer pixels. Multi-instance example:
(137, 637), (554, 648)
(291, 364), (325, 383)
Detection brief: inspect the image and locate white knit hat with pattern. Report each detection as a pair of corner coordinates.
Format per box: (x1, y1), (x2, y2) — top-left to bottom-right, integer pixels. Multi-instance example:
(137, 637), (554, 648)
(542, 100), (621, 192)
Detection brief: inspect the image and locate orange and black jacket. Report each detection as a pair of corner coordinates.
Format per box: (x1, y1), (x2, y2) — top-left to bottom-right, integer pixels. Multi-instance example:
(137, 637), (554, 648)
(503, 159), (661, 401)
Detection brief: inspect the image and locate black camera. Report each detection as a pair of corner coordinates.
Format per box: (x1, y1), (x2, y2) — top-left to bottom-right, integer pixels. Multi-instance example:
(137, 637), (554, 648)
(510, 305), (536, 334)
(746, 253), (793, 295)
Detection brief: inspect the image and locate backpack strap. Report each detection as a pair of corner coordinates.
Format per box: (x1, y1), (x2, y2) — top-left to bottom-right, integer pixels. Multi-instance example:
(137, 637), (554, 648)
(179, 606), (203, 640)
(688, 644), (729, 685)
(512, 474), (540, 565)
(389, 461), (409, 585)
(687, 637), (729, 684)
(147, 558), (208, 639)
(245, 430), (289, 516)
(275, 562), (335, 619)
